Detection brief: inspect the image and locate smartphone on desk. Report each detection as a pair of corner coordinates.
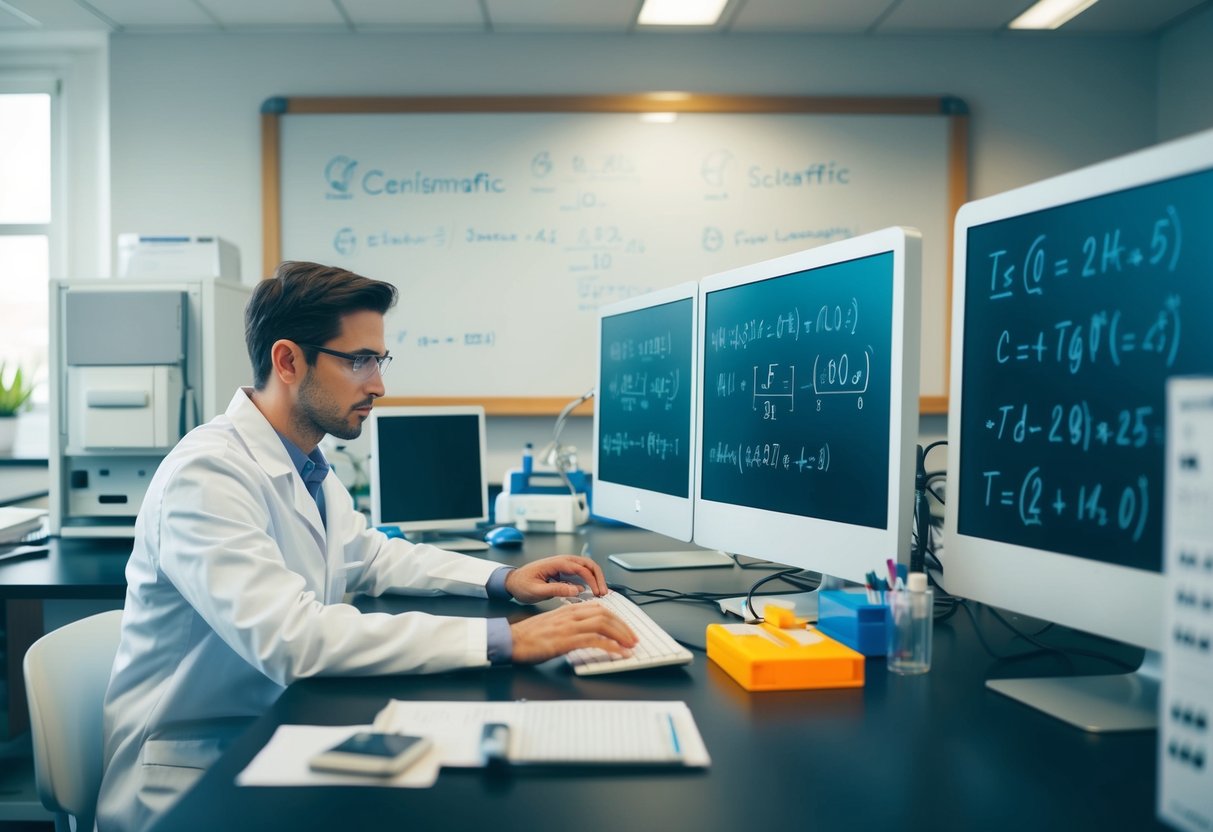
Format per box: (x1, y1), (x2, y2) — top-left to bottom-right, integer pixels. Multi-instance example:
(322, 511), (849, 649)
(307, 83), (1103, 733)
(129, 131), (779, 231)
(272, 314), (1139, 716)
(308, 732), (432, 776)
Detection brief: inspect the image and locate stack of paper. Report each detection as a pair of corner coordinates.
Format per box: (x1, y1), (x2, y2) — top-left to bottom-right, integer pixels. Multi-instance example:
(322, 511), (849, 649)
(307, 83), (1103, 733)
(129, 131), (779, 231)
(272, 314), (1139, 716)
(236, 700), (710, 789)
(0, 507), (46, 544)
(373, 699), (710, 767)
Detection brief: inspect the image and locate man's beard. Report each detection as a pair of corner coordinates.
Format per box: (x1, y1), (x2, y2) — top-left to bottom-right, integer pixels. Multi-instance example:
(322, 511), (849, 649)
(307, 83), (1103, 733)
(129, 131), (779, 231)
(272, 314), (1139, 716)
(296, 370), (369, 441)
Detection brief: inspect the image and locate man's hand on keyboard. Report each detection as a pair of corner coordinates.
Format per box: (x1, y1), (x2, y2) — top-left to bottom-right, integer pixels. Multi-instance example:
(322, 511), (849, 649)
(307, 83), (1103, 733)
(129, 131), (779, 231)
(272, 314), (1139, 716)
(509, 601), (638, 665)
(503, 555), (609, 604)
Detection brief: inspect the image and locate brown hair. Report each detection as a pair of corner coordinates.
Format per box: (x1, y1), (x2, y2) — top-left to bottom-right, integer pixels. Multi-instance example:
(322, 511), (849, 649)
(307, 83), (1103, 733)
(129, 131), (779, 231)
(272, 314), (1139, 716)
(244, 261), (397, 389)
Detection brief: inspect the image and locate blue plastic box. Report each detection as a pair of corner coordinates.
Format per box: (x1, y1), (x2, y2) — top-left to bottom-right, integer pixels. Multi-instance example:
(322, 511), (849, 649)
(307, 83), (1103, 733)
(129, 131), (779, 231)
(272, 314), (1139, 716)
(816, 590), (892, 657)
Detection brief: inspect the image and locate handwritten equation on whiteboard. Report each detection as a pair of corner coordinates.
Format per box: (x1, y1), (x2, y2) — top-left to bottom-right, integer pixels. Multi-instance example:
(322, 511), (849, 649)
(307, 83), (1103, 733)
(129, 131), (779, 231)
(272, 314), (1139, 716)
(699, 253), (895, 529)
(595, 297), (695, 499)
(958, 167), (1213, 572)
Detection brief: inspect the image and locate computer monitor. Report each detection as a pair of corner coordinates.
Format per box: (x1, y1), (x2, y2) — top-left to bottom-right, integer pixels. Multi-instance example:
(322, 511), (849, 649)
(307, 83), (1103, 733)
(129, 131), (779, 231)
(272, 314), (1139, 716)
(369, 405), (490, 551)
(693, 227), (922, 589)
(944, 128), (1213, 731)
(593, 283), (731, 569)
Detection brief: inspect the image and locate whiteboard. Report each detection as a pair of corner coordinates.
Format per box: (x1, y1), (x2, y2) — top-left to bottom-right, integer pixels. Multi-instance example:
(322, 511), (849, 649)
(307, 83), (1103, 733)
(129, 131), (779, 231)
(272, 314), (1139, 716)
(266, 96), (967, 412)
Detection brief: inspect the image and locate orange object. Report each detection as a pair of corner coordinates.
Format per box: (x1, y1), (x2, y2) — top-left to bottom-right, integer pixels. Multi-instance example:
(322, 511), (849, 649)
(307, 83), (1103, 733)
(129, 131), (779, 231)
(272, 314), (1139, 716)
(706, 620), (866, 691)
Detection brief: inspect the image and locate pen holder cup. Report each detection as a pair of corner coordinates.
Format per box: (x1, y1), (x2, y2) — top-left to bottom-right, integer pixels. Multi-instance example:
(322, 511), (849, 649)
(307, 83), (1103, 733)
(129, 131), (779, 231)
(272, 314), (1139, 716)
(816, 590), (893, 657)
(886, 588), (933, 675)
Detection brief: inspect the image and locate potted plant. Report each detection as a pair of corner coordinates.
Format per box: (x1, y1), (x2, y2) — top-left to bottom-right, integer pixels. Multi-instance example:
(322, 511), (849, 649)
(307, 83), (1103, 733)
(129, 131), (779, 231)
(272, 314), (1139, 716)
(0, 362), (34, 456)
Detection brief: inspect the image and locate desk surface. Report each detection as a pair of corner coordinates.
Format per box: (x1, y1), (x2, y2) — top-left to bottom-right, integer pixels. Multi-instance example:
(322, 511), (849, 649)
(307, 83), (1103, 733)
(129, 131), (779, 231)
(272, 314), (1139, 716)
(147, 527), (1164, 832)
(0, 536), (130, 599)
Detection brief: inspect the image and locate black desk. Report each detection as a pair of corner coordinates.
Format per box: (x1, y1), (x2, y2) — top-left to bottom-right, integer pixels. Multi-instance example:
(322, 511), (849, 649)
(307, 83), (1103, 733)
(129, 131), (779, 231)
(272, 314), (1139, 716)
(0, 536), (130, 600)
(144, 526), (1165, 832)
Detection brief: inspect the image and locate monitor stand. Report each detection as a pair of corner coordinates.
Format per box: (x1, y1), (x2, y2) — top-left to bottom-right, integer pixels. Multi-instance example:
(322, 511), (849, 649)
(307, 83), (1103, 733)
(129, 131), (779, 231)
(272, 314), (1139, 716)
(985, 649), (1160, 732)
(410, 531), (489, 552)
(607, 550), (735, 571)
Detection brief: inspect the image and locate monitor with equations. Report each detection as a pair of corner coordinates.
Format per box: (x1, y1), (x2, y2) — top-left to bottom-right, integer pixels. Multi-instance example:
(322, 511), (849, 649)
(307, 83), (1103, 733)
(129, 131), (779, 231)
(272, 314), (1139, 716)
(368, 405), (490, 552)
(693, 227), (923, 600)
(944, 127), (1213, 731)
(593, 282), (732, 570)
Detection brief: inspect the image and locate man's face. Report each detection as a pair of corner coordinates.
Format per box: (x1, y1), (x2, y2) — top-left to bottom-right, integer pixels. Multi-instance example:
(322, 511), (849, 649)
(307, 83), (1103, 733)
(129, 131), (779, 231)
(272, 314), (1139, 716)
(294, 309), (388, 441)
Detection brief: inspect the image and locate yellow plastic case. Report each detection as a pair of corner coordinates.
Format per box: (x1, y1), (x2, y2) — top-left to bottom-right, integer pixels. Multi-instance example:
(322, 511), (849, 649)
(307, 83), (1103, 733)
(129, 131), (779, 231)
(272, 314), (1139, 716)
(706, 618), (866, 691)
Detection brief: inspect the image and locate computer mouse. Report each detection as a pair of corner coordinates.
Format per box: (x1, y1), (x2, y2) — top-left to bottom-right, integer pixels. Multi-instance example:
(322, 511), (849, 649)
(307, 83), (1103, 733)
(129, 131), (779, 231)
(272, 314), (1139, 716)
(375, 525), (406, 540)
(484, 526), (525, 548)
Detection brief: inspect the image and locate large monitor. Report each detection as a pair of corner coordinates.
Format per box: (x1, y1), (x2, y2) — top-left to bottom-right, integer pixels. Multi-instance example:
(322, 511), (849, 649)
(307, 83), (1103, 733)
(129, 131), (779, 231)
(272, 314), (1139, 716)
(944, 128), (1213, 730)
(593, 283), (731, 569)
(693, 227), (922, 587)
(369, 405), (489, 551)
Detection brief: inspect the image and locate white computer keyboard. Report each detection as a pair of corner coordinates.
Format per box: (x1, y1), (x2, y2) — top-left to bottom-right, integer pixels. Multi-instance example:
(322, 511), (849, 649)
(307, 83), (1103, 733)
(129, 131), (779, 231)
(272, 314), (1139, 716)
(564, 590), (693, 675)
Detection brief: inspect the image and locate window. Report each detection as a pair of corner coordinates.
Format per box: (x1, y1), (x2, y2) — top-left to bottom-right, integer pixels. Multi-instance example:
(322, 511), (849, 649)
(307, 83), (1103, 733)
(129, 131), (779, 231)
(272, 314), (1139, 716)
(0, 83), (57, 408)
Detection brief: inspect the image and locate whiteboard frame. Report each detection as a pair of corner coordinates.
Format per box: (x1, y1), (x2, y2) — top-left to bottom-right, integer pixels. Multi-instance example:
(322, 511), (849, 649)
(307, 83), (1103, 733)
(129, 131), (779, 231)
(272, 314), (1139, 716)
(261, 94), (968, 415)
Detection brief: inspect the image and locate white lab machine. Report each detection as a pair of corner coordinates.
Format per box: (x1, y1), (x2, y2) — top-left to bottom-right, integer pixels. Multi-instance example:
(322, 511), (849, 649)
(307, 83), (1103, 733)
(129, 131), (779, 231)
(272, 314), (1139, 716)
(117, 234), (240, 280)
(48, 275), (251, 537)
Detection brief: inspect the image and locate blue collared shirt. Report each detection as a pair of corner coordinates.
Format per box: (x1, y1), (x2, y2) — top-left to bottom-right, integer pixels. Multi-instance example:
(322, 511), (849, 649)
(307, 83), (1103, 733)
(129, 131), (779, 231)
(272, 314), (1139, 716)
(275, 432), (330, 527)
(275, 432), (514, 665)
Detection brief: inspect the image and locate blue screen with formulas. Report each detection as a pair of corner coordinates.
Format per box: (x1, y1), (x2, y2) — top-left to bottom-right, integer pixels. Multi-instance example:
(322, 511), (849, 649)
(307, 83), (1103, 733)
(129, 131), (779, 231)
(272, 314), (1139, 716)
(596, 297), (694, 499)
(699, 252), (894, 529)
(957, 166), (1213, 573)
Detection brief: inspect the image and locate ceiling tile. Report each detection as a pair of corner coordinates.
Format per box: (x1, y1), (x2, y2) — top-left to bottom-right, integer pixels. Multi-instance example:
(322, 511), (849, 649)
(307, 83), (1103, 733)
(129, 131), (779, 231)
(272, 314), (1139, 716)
(730, 0), (896, 33)
(196, 0), (346, 28)
(1060, 0), (1208, 32)
(878, 0), (1031, 32)
(0, 0), (1198, 35)
(0, 0), (116, 29)
(340, 0), (484, 29)
(87, 0), (218, 28)
(488, 0), (636, 31)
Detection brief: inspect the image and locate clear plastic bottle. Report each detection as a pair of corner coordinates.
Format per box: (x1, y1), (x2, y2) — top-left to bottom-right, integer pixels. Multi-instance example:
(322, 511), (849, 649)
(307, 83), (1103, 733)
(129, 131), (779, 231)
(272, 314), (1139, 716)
(887, 571), (933, 675)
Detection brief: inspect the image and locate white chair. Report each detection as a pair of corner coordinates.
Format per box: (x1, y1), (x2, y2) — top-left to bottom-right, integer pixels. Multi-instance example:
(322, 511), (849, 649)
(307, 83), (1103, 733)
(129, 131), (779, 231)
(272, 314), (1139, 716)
(23, 609), (123, 832)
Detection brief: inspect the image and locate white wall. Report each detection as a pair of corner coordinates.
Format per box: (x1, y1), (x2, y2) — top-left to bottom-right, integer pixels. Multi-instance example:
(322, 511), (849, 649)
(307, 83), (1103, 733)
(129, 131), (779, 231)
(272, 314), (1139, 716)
(108, 32), (1160, 278)
(1158, 4), (1213, 141)
(104, 30), (1165, 478)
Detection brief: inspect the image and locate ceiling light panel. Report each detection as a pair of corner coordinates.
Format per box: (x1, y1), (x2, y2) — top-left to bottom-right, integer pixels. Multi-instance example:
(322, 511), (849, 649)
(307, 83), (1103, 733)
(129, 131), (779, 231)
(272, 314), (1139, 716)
(638, 0), (729, 27)
(1009, 0), (1098, 30)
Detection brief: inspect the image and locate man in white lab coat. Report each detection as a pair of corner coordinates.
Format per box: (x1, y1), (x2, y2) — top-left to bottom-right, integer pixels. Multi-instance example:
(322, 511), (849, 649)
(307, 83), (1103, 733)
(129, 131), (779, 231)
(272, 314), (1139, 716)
(96, 261), (636, 832)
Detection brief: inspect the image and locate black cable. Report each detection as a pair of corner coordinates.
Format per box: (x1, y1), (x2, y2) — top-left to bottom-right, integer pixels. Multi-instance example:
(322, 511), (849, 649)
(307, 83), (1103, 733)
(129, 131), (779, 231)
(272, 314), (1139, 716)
(743, 569), (806, 623)
(961, 601), (1139, 672)
(611, 573), (819, 650)
(610, 576), (814, 612)
(933, 595), (961, 623)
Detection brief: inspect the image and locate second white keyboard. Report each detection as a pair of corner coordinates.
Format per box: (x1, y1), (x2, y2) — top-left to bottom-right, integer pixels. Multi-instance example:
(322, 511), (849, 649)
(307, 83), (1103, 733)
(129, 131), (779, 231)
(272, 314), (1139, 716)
(564, 590), (693, 675)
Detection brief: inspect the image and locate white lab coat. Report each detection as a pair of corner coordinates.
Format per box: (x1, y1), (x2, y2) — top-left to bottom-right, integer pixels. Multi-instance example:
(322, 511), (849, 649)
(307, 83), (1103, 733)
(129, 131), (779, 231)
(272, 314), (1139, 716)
(96, 388), (502, 832)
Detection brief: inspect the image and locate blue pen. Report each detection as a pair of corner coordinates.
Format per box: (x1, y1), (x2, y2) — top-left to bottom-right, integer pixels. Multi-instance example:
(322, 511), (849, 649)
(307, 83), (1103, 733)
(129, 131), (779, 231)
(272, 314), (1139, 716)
(666, 713), (682, 758)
